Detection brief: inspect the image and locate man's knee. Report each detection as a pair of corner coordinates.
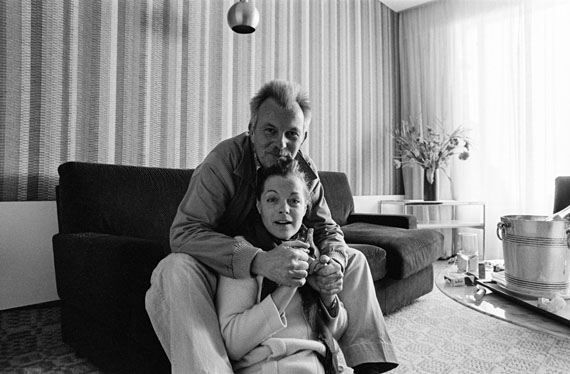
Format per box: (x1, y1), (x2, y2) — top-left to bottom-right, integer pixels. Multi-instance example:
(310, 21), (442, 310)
(346, 247), (368, 268)
(149, 253), (217, 297)
(153, 252), (207, 279)
(343, 248), (374, 289)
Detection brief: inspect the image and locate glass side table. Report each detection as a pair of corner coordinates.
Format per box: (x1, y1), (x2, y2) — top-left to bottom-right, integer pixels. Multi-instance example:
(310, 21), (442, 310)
(379, 200), (486, 259)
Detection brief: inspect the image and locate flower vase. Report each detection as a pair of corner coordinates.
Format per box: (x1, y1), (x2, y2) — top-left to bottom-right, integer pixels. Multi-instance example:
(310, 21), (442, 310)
(423, 171), (438, 201)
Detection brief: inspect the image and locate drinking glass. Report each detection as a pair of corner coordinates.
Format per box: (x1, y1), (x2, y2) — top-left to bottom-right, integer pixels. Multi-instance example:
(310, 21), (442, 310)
(456, 232), (478, 273)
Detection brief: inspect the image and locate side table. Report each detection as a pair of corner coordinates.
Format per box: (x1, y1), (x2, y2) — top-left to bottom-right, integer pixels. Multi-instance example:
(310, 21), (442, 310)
(380, 200), (486, 259)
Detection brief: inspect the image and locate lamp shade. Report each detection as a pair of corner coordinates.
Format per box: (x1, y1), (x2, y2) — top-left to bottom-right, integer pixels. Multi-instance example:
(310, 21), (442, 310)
(227, 0), (260, 34)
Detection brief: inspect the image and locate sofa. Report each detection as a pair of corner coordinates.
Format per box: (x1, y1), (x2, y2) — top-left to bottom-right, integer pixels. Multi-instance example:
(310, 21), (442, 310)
(554, 176), (570, 213)
(52, 161), (444, 373)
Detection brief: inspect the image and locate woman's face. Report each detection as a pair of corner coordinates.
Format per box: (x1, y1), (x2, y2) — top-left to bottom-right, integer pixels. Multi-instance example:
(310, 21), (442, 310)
(256, 174), (308, 240)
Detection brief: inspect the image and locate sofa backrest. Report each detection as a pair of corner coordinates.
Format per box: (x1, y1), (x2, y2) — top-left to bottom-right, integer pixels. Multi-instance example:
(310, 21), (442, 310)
(56, 162), (193, 241)
(554, 176), (570, 214)
(318, 171), (355, 226)
(55, 162), (355, 240)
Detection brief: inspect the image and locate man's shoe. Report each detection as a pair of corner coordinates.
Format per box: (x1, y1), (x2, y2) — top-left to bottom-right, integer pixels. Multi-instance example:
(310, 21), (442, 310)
(353, 362), (398, 374)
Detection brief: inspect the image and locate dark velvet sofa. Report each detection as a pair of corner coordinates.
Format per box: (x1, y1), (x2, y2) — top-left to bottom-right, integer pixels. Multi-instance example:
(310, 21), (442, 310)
(52, 161), (444, 373)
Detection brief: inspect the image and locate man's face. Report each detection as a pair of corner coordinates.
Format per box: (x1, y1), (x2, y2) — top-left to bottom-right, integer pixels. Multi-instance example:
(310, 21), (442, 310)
(256, 175), (307, 240)
(250, 98), (307, 169)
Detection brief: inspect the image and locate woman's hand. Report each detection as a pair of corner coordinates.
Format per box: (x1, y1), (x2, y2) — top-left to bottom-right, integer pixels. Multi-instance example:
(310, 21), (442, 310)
(307, 255), (343, 296)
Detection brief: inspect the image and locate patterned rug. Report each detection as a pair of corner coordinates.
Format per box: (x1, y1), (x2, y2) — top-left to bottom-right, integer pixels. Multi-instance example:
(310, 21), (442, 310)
(0, 303), (99, 374)
(2, 282), (570, 373)
(384, 285), (570, 374)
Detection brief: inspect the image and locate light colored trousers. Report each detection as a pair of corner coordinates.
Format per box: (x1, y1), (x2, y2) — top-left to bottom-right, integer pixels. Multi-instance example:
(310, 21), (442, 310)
(145, 247), (398, 374)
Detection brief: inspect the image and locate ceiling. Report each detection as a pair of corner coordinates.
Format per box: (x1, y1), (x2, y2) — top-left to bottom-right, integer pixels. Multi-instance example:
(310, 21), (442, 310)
(380, 0), (437, 12)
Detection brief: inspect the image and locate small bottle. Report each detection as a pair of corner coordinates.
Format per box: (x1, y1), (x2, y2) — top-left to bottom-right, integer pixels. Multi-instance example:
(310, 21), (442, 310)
(474, 287), (486, 301)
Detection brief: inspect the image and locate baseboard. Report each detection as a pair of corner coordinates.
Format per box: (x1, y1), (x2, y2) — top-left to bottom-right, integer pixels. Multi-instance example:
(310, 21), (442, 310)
(1, 300), (61, 312)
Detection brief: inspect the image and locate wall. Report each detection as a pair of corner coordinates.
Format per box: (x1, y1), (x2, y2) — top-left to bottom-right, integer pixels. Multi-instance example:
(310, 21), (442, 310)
(0, 0), (401, 201)
(0, 202), (59, 310)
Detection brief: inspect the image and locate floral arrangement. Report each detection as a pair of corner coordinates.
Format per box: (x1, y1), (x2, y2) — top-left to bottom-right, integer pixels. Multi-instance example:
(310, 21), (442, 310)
(392, 119), (471, 185)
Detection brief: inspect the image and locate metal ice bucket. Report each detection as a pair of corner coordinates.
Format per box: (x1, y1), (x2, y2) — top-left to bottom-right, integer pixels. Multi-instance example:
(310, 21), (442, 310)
(496, 215), (570, 298)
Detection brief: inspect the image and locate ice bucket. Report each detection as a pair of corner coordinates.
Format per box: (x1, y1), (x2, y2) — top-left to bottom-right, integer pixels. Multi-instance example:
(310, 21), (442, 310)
(496, 215), (570, 298)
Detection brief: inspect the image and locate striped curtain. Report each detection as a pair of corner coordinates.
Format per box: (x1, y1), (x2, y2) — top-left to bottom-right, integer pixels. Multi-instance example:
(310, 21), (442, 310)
(0, 0), (400, 201)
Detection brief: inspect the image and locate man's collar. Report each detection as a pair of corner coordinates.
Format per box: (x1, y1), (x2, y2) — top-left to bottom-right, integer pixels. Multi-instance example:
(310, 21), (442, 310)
(253, 148), (262, 171)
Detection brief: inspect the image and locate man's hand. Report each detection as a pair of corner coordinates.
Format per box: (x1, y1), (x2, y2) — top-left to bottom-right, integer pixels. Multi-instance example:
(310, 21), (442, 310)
(306, 255), (343, 296)
(251, 240), (310, 287)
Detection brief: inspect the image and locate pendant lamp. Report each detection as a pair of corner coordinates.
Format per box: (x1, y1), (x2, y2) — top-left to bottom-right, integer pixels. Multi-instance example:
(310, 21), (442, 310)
(227, 0), (260, 34)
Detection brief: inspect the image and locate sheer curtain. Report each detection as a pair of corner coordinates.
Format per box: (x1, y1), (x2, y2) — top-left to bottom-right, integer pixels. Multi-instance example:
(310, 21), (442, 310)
(400, 0), (570, 259)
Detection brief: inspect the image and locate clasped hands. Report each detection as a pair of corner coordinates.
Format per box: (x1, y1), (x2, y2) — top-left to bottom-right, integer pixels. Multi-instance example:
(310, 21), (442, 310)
(254, 231), (343, 298)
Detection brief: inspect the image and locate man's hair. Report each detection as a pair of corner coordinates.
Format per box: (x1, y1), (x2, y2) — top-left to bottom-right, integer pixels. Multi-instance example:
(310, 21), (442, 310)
(249, 80), (312, 131)
(256, 157), (311, 205)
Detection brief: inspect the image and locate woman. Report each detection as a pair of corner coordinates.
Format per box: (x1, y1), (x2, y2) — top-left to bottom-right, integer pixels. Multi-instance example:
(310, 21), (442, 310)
(216, 157), (353, 374)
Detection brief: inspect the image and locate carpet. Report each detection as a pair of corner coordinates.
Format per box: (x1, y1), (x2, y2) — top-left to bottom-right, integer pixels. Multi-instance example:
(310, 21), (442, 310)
(2, 286), (570, 373)
(0, 302), (99, 374)
(384, 284), (570, 374)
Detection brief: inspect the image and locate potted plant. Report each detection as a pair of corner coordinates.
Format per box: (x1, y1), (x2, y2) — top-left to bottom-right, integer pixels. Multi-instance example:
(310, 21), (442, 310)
(392, 119), (471, 201)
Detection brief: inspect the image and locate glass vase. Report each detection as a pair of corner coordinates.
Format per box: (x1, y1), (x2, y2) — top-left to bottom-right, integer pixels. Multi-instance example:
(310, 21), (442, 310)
(423, 170), (438, 201)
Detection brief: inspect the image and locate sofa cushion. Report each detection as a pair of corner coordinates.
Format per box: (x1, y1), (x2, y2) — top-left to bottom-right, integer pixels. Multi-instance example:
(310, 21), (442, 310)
(341, 223), (444, 279)
(349, 244), (387, 281)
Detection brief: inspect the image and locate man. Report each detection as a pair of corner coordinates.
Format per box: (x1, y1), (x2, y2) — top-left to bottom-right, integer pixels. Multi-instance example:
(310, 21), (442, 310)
(145, 80), (398, 374)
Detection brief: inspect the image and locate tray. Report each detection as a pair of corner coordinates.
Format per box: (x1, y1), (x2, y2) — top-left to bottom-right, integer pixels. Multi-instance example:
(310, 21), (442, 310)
(475, 279), (570, 328)
(492, 271), (570, 300)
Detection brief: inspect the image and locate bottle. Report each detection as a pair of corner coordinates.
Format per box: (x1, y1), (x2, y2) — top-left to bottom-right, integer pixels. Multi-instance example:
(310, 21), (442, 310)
(544, 204), (570, 221)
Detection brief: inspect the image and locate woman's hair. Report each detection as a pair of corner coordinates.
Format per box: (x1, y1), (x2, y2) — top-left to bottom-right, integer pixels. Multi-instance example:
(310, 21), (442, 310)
(256, 157), (310, 205)
(249, 80), (312, 132)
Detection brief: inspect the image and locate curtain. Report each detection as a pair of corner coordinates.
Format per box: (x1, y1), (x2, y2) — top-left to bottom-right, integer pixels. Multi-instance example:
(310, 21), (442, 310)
(400, 0), (570, 259)
(0, 0), (400, 201)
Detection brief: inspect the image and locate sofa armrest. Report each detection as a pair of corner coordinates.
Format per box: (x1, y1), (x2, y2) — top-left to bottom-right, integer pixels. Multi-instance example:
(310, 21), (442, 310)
(346, 213), (418, 229)
(52, 232), (169, 317)
(342, 223), (444, 279)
